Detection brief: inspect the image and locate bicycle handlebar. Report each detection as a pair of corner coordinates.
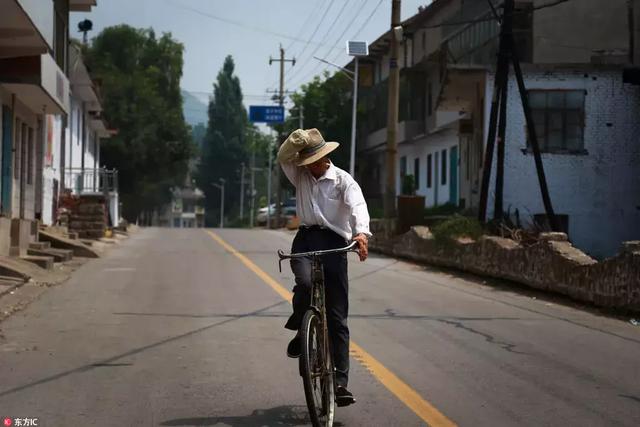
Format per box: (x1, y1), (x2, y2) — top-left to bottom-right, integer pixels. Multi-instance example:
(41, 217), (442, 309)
(277, 241), (359, 272)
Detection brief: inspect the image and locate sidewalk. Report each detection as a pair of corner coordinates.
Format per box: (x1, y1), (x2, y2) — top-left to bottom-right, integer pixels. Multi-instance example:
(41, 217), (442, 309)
(0, 230), (132, 325)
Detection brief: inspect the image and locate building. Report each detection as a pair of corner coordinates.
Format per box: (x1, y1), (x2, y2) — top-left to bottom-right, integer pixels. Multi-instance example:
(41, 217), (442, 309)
(153, 175), (206, 228)
(0, 0), (118, 253)
(0, 0), (74, 256)
(354, 0), (640, 258)
(56, 42), (119, 233)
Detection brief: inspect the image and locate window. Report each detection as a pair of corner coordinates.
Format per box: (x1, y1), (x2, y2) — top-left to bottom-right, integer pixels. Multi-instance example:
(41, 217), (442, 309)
(427, 154), (432, 188)
(427, 82), (433, 116)
(528, 90), (585, 153)
(400, 156), (407, 177)
(414, 158), (420, 190)
(441, 149), (447, 185)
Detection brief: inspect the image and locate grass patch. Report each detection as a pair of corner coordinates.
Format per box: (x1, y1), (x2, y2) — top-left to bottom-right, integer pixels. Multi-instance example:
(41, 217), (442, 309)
(431, 215), (484, 242)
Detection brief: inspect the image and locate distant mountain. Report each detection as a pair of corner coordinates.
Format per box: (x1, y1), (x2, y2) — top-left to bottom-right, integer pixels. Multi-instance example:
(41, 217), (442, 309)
(182, 90), (208, 127)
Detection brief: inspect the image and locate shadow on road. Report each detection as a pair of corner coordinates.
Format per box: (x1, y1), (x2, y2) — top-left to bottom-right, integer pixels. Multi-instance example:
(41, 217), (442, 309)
(0, 300), (289, 398)
(160, 405), (344, 426)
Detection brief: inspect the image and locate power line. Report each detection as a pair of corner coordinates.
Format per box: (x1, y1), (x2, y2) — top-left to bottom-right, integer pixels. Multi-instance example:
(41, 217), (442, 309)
(423, 0), (574, 29)
(284, 0), (339, 84)
(284, 0), (326, 52)
(290, 0), (384, 89)
(285, 0), (352, 86)
(165, 0), (344, 51)
(301, 0), (369, 83)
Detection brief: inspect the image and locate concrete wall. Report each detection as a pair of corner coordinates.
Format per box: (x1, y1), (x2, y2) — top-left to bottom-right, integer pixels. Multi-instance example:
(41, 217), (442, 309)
(533, 0), (630, 64)
(370, 221), (640, 312)
(484, 68), (640, 258)
(42, 114), (63, 225)
(18, 0), (55, 49)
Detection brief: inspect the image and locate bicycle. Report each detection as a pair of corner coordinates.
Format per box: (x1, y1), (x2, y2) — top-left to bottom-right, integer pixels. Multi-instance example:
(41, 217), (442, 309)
(278, 241), (359, 427)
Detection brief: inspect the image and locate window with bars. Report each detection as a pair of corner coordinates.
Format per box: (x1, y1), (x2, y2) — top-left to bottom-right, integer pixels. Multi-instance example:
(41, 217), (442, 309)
(528, 90), (585, 153)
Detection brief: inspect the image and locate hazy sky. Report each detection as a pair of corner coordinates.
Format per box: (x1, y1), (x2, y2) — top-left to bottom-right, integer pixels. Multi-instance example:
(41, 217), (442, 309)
(71, 0), (429, 106)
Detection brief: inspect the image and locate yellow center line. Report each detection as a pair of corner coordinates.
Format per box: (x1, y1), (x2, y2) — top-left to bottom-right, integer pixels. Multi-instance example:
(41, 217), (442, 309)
(206, 230), (457, 427)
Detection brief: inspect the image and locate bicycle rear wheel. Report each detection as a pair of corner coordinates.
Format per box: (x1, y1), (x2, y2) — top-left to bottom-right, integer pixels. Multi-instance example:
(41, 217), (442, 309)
(300, 309), (335, 427)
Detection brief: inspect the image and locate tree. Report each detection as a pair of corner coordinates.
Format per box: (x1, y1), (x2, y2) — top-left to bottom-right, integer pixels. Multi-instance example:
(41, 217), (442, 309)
(284, 71), (353, 170)
(191, 123), (206, 149)
(85, 25), (194, 222)
(197, 56), (250, 226)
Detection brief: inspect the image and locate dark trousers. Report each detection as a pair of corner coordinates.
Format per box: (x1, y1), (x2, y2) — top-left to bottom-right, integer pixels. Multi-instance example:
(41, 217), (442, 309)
(284, 227), (350, 387)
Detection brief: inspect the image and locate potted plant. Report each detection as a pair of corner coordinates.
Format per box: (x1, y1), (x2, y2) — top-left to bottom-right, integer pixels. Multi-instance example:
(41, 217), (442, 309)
(397, 174), (426, 234)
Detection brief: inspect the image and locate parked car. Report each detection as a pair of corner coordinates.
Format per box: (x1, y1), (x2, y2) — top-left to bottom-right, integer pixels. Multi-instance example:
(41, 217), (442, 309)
(256, 199), (296, 226)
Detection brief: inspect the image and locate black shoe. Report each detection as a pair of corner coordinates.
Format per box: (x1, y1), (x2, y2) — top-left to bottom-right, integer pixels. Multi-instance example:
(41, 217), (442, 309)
(287, 335), (301, 358)
(335, 386), (356, 407)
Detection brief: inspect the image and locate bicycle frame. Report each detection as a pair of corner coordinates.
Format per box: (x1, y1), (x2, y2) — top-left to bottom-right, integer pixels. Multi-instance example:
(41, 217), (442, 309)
(278, 241), (358, 425)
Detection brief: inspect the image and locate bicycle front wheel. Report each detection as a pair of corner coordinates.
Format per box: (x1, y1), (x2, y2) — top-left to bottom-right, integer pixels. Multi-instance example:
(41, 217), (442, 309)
(300, 309), (335, 427)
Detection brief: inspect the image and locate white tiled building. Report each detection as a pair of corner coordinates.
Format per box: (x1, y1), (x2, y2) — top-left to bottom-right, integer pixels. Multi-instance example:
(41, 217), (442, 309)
(354, 0), (640, 258)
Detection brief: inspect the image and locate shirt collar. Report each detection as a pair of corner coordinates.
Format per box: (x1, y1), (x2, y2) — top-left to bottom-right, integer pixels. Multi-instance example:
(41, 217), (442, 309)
(318, 162), (337, 182)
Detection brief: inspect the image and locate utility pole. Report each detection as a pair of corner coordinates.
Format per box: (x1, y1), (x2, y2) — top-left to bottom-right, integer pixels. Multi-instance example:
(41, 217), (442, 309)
(349, 57), (359, 177)
(269, 45), (295, 228)
(239, 162), (245, 222)
(267, 137), (273, 228)
(298, 104), (304, 129)
(384, 0), (401, 218)
(477, 0), (559, 231)
(250, 149), (256, 228)
(212, 179), (225, 228)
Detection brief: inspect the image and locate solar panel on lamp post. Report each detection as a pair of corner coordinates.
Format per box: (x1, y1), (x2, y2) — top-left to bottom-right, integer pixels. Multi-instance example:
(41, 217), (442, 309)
(346, 41), (369, 178)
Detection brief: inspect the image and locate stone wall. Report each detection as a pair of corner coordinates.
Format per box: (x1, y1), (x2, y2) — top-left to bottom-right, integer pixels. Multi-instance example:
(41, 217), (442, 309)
(370, 220), (640, 312)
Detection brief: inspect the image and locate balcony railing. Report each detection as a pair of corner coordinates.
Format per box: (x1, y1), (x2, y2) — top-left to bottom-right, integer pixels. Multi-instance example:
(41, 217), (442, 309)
(64, 167), (118, 195)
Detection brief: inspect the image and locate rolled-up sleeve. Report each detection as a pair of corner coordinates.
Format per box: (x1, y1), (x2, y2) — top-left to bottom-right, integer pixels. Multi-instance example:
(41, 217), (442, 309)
(344, 181), (372, 237)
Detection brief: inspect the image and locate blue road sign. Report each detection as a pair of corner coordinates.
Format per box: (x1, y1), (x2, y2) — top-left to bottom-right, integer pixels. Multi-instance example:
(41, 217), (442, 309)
(249, 105), (284, 123)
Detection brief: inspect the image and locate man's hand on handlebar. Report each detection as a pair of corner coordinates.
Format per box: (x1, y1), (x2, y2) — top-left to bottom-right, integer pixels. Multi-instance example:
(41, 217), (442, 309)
(352, 233), (369, 262)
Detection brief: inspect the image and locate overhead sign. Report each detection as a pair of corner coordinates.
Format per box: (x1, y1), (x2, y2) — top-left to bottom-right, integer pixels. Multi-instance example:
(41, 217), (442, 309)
(249, 105), (284, 123)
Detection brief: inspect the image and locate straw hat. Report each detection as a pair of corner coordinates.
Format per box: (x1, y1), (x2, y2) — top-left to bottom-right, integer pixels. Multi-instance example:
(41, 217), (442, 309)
(286, 128), (340, 166)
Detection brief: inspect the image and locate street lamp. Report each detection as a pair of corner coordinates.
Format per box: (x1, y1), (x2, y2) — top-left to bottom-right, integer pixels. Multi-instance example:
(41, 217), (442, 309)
(211, 178), (225, 228)
(346, 40), (369, 177)
(312, 40), (368, 177)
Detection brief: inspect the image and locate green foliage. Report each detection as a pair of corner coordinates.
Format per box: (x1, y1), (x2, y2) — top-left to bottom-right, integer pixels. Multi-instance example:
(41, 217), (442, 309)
(401, 175), (416, 196)
(85, 25), (194, 221)
(196, 56), (274, 226)
(283, 71), (353, 170)
(191, 123), (206, 150)
(424, 202), (461, 217)
(431, 215), (485, 243)
(369, 206), (384, 219)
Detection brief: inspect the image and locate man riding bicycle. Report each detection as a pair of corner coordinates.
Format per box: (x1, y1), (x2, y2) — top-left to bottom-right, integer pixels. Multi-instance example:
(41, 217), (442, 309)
(277, 128), (371, 408)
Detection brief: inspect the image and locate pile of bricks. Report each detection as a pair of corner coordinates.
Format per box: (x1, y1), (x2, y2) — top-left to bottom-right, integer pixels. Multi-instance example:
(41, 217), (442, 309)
(68, 195), (106, 239)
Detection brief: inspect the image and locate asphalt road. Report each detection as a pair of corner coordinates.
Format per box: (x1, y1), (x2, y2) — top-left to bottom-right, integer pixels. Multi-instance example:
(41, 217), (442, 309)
(0, 228), (638, 426)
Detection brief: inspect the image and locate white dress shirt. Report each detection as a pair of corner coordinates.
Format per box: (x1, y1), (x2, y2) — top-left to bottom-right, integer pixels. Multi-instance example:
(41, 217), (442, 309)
(280, 161), (372, 241)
